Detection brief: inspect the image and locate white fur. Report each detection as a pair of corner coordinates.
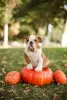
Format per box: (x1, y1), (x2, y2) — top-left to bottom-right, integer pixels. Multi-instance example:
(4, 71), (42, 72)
(25, 35), (43, 71)
(26, 35), (37, 52)
(27, 63), (33, 69)
(25, 47), (43, 68)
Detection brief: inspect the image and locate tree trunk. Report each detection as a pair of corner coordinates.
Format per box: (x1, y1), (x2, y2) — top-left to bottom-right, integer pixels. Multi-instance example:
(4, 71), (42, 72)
(43, 24), (52, 46)
(44, 24), (50, 45)
(61, 21), (67, 47)
(3, 23), (9, 47)
(61, 9), (67, 47)
(45, 24), (48, 36)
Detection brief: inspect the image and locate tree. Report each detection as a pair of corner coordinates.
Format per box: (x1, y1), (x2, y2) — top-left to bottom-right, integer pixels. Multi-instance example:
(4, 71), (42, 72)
(0, 0), (20, 47)
(3, 0), (17, 47)
(14, 0), (67, 26)
(0, 0), (67, 44)
(13, 0), (67, 43)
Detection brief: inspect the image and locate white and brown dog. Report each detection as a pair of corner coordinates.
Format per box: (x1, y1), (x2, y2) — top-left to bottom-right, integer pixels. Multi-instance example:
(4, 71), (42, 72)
(24, 35), (50, 72)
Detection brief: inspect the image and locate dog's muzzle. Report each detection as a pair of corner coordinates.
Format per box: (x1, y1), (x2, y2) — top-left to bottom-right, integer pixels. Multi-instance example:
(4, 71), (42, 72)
(28, 46), (34, 51)
(28, 41), (34, 51)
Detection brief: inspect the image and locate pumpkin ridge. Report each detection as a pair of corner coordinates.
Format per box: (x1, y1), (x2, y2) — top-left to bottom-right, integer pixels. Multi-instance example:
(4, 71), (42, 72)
(30, 70), (33, 84)
(41, 72), (44, 85)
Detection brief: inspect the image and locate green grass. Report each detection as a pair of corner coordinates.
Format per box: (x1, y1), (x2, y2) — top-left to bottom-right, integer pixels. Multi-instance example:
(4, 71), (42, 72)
(0, 48), (67, 100)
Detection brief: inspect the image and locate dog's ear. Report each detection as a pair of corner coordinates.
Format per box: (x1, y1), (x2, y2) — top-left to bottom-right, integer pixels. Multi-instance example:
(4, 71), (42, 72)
(24, 37), (29, 43)
(37, 37), (42, 43)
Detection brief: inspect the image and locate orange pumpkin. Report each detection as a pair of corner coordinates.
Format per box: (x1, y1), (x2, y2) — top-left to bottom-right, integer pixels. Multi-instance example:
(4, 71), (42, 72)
(5, 71), (20, 84)
(21, 67), (53, 86)
(53, 70), (66, 84)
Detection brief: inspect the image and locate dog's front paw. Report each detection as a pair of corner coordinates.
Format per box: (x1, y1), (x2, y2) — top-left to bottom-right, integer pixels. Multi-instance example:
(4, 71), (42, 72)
(27, 63), (33, 70)
(35, 67), (42, 72)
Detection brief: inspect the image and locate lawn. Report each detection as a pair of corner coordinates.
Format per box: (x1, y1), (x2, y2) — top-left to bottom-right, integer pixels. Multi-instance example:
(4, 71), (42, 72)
(0, 48), (67, 100)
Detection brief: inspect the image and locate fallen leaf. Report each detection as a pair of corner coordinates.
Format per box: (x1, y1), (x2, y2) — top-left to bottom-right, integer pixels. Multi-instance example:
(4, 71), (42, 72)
(2, 68), (7, 75)
(34, 85), (38, 88)
(53, 94), (57, 100)
(0, 80), (5, 85)
(57, 83), (60, 85)
(24, 87), (30, 95)
(0, 73), (2, 76)
(64, 64), (67, 67)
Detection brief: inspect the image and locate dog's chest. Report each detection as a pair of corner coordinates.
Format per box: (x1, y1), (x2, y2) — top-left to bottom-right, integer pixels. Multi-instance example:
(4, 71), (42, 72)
(27, 52), (40, 66)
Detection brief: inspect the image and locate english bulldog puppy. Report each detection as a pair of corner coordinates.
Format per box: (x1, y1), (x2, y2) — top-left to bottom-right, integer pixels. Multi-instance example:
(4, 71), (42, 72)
(24, 35), (50, 71)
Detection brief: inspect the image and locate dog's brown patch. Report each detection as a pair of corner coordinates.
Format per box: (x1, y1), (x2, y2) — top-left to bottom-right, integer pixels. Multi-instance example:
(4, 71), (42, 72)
(36, 42), (40, 48)
(24, 53), (30, 64)
(41, 52), (49, 67)
(37, 37), (42, 43)
(35, 37), (41, 48)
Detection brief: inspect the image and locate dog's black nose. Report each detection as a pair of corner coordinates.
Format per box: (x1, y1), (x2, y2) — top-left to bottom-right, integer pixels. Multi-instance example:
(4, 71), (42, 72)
(30, 41), (33, 45)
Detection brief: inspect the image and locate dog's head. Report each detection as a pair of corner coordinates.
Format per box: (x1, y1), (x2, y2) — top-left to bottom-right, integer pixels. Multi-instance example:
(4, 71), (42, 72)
(25, 35), (42, 52)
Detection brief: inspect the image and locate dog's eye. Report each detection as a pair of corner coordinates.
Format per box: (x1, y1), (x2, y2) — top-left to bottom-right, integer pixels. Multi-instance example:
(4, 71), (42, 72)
(34, 39), (37, 42)
(26, 39), (29, 42)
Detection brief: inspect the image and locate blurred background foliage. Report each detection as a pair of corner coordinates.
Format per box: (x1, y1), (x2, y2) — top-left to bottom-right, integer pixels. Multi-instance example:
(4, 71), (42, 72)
(0, 0), (67, 43)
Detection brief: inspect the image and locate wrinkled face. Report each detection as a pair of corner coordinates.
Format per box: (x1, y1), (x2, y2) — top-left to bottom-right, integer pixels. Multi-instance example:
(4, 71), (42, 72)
(25, 35), (42, 52)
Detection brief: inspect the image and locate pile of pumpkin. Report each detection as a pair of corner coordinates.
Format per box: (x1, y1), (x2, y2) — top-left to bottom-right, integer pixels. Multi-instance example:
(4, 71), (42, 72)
(5, 67), (67, 86)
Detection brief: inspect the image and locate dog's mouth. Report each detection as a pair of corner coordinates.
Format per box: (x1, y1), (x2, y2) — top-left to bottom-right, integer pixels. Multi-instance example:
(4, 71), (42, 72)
(28, 46), (34, 52)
